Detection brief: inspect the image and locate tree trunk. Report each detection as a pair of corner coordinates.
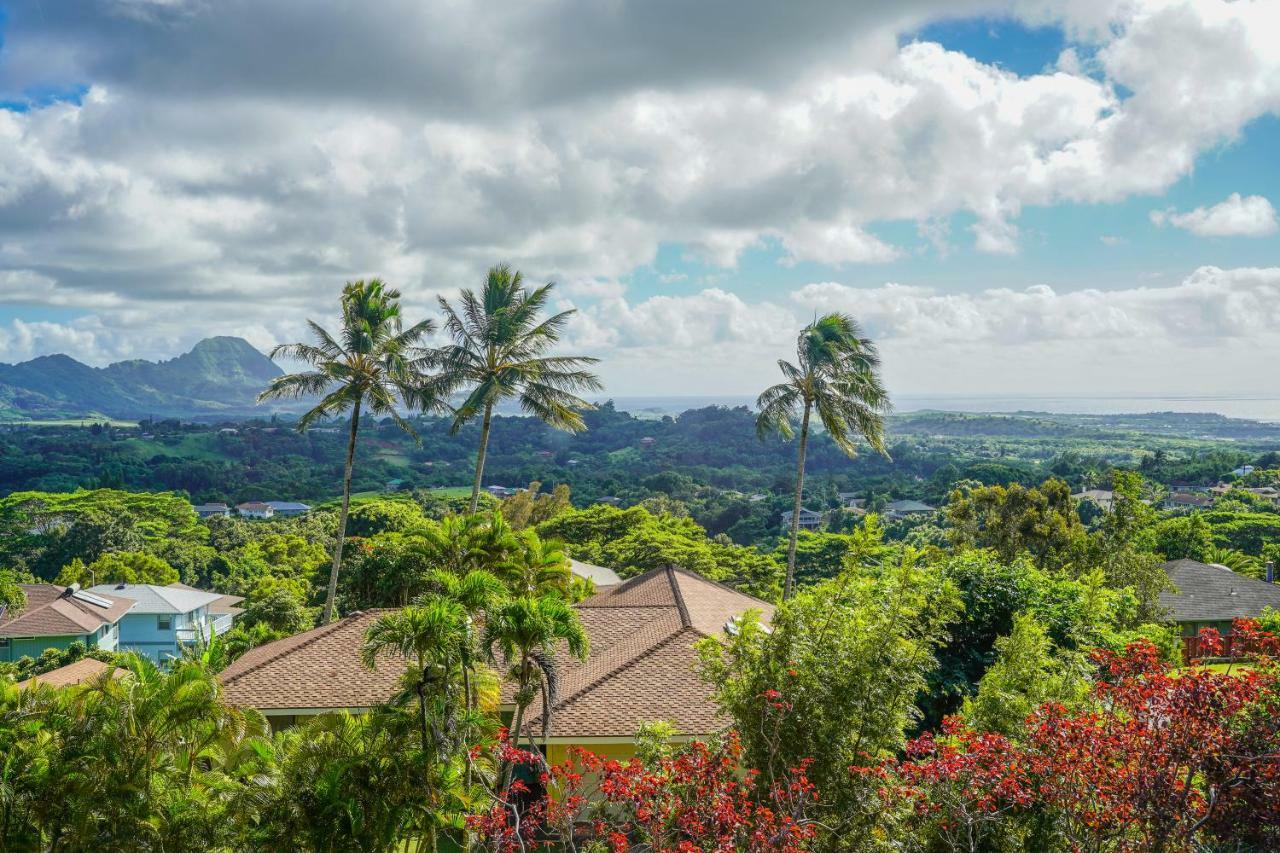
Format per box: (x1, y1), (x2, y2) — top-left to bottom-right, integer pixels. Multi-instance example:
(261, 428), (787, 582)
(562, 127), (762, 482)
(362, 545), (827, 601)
(469, 403), (494, 514)
(784, 400), (812, 600)
(323, 398), (361, 623)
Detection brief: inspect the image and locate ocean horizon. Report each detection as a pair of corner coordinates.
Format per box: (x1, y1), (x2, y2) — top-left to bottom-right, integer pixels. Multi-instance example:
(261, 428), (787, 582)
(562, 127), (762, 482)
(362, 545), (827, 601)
(591, 394), (1280, 423)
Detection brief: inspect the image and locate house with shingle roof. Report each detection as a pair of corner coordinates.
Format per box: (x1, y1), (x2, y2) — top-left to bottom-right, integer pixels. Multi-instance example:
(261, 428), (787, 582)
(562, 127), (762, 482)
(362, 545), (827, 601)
(87, 583), (236, 663)
(1, 584), (135, 663)
(16, 656), (127, 690)
(1160, 559), (1280, 638)
(220, 565), (773, 756)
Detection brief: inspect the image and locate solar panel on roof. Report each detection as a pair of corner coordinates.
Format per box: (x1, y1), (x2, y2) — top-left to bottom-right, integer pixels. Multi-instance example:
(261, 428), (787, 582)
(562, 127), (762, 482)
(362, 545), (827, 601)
(72, 589), (114, 609)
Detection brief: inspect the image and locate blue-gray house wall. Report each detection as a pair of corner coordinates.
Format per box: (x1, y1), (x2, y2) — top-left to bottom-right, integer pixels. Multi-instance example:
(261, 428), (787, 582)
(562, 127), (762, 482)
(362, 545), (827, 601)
(116, 604), (212, 662)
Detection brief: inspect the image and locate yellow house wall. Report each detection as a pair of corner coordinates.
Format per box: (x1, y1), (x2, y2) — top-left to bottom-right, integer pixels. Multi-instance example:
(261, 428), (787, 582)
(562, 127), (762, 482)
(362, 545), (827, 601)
(546, 741), (637, 766)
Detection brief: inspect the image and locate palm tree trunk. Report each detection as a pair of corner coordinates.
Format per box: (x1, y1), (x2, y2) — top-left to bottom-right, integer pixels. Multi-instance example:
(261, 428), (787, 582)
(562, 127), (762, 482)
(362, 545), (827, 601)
(324, 398), (361, 623)
(784, 400), (812, 600)
(469, 402), (494, 513)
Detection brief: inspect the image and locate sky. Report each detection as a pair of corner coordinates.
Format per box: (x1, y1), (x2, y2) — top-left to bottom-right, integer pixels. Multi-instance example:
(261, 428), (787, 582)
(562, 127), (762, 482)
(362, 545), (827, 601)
(0, 0), (1277, 400)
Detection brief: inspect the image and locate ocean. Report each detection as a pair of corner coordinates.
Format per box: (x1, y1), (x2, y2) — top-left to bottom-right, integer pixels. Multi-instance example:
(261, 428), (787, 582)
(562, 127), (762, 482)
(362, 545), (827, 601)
(594, 395), (1280, 423)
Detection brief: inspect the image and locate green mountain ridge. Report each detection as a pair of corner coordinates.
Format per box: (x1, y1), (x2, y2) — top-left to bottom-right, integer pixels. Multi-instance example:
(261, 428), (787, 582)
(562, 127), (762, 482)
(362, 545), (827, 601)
(0, 336), (284, 420)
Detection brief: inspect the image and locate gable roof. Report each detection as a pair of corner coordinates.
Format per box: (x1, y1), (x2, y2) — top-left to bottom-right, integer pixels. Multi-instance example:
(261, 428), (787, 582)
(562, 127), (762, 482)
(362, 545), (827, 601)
(265, 501), (311, 511)
(1, 584), (135, 638)
(219, 610), (401, 711)
(168, 582), (245, 616)
(17, 657), (127, 690)
(87, 583), (224, 615)
(219, 566), (773, 739)
(1159, 559), (1280, 624)
(886, 499), (935, 512)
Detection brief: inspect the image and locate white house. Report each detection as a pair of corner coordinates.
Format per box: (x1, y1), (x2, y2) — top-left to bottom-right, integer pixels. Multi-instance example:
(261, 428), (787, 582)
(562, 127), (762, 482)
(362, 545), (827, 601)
(265, 501), (311, 517)
(884, 499), (936, 520)
(781, 508), (825, 530)
(1233, 465), (1256, 478)
(236, 501), (275, 519)
(192, 502), (231, 519)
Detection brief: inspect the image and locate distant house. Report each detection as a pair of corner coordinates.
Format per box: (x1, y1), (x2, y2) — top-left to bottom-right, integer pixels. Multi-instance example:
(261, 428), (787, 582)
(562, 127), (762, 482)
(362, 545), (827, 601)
(384, 479), (405, 493)
(837, 492), (865, 509)
(567, 459), (581, 466)
(1, 584), (135, 663)
(596, 496), (622, 507)
(87, 583), (239, 663)
(1245, 487), (1280, 508)
(17, 657), (126, 690)
(265, 501), (311, 517)
(1071, 489), (1115, 512)
(218, 428), (239, 435)
(1163, 492), (1214, 511)
(192, 502), (231, 519)
(639, 436), (657, 449)
(485, 485), (519, 498)
(781, 508), (825, 530)
(748, 493), (769, 503)
(884, 499), (936, 520)
(236, 501), (274, 519)
(536, 450), (555, 459)
(221, 566), (773, 758)
(1232, 465), (1255, 478)
(1160, 559), (1280, 643)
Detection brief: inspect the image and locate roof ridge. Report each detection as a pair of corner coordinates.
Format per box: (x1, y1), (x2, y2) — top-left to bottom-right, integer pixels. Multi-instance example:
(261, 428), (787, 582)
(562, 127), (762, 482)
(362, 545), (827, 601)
(221, 612), (368, 685)
(539, 624), (693, 720)
(667, 564), (776, 609)
(666, 565), (691, 629)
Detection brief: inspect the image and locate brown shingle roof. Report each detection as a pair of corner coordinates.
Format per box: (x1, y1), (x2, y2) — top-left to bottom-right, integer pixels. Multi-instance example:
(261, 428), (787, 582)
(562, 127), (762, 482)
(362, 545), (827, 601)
(0, 585), (134, 638)
(219, 610), (404, 710)
(17, 657), (126, 689)
(219, 567), (773, 739)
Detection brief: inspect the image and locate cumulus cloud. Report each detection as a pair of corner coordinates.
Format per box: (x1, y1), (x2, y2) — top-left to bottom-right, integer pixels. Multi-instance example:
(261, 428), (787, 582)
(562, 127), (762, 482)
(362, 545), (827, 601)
(1151, 193), (1279, 237)
(0, 0), (1277, 384)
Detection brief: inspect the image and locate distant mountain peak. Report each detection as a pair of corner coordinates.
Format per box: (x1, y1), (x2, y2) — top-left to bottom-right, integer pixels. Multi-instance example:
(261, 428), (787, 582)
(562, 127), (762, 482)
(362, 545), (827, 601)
(0, 336), (284, 420)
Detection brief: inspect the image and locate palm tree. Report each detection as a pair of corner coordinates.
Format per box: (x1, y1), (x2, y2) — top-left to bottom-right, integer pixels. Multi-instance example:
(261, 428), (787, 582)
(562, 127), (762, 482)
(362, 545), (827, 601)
(499, 529), (571, 598)
(483, 594), (588, 785)
(425, 264), (603, 513)
(258, 280), (435, 623)
(757, 313), (891, 600)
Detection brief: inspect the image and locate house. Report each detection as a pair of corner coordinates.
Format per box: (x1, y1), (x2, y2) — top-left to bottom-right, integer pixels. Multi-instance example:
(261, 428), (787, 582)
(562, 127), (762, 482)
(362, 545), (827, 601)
(1232, 465), (1255, 478)
(1245, 487), (1280, 508)
(884, 499), (936, 520)
(1159, 559), (1280, 642)
(485, 485), (517, 498)
(17, 657), (127, 690)
(748, 493), (768, 503)
(569, 558), (622, 588)
(639, 437), (657, 449)
(192, 502), (231, 519)
(168, 582), (245, 634)
(781, 508), (824, 530)
(837, 492), (865, 510)
(1163, 492), (1214, 511)
(1071, 489), (1115, 511)
(86, 583), (238, 663)
(220, 566), (773, 759)
(265, 501), (311, 517)
(384, 479), (406, 492)
(236, 501), (275, 519)
(1, 584), (135, 663)
(218, 427), (239, 435)
(596, 496), (622, 507)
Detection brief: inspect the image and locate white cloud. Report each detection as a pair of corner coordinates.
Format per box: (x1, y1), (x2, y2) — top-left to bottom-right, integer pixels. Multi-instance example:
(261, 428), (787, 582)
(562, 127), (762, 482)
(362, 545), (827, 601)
(0, 0), (1277, 385)
(1150, 193), (1279, 237)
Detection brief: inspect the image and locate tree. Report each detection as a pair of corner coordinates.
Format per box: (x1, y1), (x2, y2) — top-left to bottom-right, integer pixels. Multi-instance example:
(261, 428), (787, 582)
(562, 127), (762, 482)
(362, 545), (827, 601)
(697, 552), (959, 847)
(0, 568), (25, 615)
(483, 594), (588, 782)
(258, 280), (435, 623)
(756, 314), (890, 599)
(425, 265), (602, 513)
(498, 528), (570, 597)
(56, 551), (179, 586)
(945, 478), (1085, 570)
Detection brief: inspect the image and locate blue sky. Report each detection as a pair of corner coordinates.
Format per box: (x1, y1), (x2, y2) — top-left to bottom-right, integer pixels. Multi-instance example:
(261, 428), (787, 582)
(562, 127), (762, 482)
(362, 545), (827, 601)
(0, 0), (1277, 398)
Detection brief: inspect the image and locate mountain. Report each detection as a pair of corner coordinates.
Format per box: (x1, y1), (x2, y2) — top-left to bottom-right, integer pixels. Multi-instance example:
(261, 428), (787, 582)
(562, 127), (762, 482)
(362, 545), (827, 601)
(0, 337), (285, 419)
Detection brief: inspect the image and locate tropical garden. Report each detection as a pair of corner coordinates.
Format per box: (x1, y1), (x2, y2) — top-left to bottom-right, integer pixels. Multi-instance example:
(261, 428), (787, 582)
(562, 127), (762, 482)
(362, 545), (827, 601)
(2, 269), (1280, 849)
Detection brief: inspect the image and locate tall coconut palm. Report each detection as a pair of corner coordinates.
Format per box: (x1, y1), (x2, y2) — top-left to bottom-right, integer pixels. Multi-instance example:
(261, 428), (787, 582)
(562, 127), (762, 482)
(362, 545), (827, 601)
(258, 280), (434, 623)
(425, 265), (603, 513)
(757, 313), (891, 600)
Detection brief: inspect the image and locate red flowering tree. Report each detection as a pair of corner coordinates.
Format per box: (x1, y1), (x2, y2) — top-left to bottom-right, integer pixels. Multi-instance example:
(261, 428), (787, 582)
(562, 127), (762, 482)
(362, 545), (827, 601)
(469, 731), (819, 852)
(873, 622), (1280, 852)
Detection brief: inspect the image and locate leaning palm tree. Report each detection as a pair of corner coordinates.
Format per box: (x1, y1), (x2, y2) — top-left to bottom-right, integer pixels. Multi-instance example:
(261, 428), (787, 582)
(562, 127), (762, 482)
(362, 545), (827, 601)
(258, 279), (434, 623)
(425, 265), (603, 512)
(757, 313), (891, 600)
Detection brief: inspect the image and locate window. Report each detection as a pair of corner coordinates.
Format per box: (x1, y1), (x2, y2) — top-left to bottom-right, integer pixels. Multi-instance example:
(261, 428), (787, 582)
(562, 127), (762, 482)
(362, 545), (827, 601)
(157, 615), (172, 631)
(0, 637), (8, 649)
